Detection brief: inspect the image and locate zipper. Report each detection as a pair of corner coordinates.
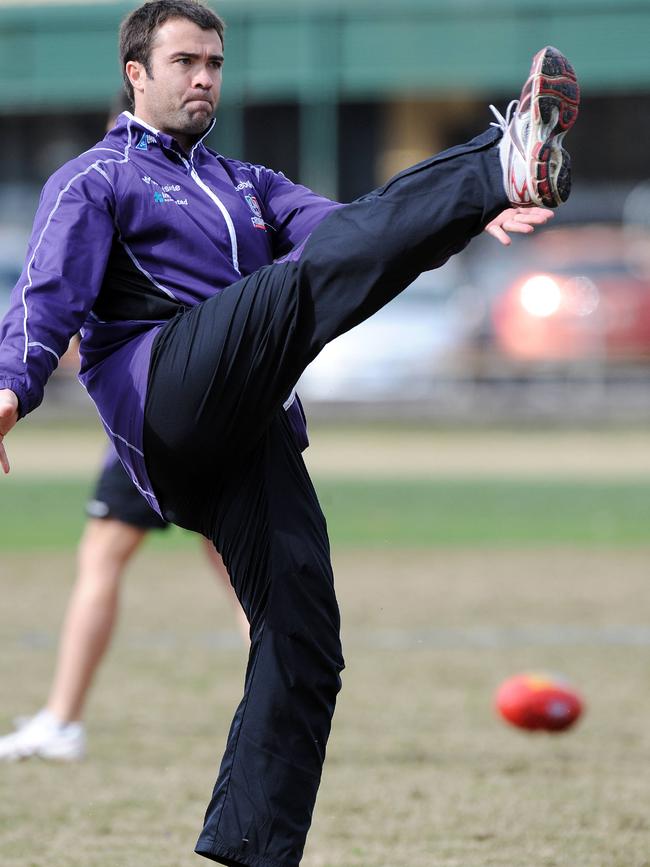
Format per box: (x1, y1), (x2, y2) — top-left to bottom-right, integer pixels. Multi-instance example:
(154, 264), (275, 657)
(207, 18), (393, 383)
(181, 155), (240, 275)
(123, 114), (239, 276)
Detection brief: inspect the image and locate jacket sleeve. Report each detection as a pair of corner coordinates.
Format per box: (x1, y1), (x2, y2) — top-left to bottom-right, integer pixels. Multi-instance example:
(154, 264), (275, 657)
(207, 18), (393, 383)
(0, 163), (115, 417)
(254, 166), (342, 259)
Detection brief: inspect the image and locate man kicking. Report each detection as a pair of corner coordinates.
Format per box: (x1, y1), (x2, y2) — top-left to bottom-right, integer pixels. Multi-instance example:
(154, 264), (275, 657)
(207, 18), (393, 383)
(0, 1), (579, 864)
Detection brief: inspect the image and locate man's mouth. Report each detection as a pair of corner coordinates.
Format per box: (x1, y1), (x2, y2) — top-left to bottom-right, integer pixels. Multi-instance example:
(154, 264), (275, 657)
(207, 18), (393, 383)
(185, 98), (213, 110)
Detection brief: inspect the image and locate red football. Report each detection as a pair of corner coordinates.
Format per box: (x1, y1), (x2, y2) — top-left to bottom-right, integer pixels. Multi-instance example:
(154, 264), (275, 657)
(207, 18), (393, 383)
(495, 672), (584, 732)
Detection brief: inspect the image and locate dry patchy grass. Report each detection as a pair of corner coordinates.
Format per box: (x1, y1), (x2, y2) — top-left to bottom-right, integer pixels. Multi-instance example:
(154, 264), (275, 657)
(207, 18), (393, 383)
(1, 547), (650, 866)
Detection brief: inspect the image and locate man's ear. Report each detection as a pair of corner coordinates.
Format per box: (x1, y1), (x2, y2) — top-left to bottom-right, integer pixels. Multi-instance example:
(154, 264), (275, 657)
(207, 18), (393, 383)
(125, 60), (148, 95)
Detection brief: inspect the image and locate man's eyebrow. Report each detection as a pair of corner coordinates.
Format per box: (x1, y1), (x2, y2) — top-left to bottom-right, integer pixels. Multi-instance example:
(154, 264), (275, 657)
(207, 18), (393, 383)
(169, 51), (224, 62)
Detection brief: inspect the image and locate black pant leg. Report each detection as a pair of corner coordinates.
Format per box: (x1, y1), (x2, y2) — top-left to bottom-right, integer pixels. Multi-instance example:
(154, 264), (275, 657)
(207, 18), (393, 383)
(294, 126), (506, 347)
(190, 412), (343, 867)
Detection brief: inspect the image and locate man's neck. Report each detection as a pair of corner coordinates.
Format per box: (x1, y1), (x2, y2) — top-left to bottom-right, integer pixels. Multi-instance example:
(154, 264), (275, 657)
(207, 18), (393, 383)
(129, 111), (206, 154)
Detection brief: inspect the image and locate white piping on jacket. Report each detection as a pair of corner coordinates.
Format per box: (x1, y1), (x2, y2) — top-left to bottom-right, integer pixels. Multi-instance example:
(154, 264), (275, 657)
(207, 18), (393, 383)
(20, 118), (135, 363)
(97, 416), (144, 457)
(84, 390), (156, 500)
(96, 415), (156, 501)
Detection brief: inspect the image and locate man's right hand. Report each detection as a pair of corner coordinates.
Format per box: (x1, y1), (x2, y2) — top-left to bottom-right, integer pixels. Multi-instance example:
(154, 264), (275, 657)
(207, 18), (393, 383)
(0, 389), (19, 474)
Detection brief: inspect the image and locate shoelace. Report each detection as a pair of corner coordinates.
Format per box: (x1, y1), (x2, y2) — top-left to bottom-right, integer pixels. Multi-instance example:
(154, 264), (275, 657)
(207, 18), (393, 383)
(488, 99), (519, 131)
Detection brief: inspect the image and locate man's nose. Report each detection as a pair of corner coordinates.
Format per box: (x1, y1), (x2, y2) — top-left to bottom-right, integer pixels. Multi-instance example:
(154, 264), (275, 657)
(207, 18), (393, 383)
(193, 67), (214, 89)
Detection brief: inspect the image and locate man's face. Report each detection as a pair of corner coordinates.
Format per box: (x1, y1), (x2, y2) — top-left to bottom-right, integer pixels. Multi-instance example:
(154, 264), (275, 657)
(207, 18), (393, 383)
(128, 17), (223, 145)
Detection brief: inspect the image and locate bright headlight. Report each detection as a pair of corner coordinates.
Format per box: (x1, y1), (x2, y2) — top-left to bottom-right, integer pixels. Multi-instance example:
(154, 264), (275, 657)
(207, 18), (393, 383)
(519, 274), (562, 318)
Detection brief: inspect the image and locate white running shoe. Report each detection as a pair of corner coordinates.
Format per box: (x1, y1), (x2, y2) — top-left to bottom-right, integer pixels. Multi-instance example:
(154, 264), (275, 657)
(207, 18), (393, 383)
(0, 710), (86, 762)
(491, 45), (580, 208)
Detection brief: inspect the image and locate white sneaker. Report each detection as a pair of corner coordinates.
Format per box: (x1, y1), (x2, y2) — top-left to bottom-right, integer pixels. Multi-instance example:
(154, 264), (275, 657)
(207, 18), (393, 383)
(491, 45), (580, 207)
(0, 710), (86, 762)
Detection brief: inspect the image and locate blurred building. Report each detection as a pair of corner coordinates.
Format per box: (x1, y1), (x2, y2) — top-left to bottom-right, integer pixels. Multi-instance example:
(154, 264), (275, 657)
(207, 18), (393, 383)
(2, 0), (650, 421)
(0, 0), (649, 216)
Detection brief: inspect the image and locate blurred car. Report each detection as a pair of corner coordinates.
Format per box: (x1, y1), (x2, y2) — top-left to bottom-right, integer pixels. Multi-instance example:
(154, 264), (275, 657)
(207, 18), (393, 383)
(484, 223), (650, 364)
(298, 257), (480, 402)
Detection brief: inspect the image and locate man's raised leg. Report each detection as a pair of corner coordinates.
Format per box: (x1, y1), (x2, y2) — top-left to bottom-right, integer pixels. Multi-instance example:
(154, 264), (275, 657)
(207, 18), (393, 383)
(144, 46), (580, 867)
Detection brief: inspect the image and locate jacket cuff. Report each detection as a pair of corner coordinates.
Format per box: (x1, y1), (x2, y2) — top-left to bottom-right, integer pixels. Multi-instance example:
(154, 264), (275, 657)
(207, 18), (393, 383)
(0, 379), (30, 418)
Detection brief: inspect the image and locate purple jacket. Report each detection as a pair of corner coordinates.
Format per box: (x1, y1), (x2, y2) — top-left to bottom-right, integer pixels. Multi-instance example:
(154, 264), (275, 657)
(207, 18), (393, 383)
(0, 112), (339, 513)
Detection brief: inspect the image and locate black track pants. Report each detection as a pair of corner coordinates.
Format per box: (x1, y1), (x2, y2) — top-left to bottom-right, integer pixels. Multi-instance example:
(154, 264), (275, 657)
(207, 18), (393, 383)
(143, 128), (507, 867)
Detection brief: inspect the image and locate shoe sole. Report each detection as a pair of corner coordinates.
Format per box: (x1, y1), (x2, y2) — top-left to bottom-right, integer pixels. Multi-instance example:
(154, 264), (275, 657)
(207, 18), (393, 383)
(522, 46), (580, 207)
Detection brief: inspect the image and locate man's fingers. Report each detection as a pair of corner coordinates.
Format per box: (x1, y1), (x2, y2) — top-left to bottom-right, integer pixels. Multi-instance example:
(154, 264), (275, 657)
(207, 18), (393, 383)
(502, 221), (533, 234)
(512, 207), (554, 224)
(485, 204), (556, 245)
(485, 223), (511, 246)
(0, 440), (9, 475)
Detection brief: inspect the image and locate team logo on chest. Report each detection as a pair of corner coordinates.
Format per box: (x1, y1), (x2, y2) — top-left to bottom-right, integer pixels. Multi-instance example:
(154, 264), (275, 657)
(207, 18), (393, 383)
(244, 194), (266, 230)
(136, 132), (157, 151)
(142, 176), (189, 206)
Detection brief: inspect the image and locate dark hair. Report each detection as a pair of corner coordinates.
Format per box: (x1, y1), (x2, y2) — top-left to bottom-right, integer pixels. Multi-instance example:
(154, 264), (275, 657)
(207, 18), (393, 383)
(119, 0), (225, 103)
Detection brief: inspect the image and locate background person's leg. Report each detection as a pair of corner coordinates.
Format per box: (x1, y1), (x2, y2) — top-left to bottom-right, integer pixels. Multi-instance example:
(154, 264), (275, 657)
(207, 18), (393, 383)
(0, 517), (146, 762)
(46, 518), (146, 723)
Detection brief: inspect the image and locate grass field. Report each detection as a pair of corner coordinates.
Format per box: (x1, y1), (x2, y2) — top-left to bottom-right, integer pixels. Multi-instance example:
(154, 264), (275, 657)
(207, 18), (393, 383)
(1, 424), (650, 866)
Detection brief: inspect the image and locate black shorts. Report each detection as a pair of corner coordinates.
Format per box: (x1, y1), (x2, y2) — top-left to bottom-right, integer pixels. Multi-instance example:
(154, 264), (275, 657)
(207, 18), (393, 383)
(86, 456), (169, 531)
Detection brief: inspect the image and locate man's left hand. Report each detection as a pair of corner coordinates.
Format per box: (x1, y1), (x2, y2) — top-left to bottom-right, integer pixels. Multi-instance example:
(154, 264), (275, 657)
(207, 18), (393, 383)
(0, 389), (19, 474)
(484, 207), (554, 246)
